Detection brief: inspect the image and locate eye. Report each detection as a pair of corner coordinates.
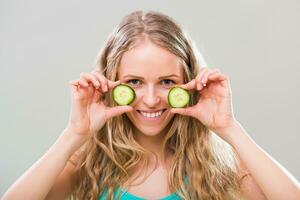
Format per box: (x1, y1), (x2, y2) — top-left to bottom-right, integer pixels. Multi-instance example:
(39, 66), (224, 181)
(126, 79), (142, 86)
(161, 79), (175, 86)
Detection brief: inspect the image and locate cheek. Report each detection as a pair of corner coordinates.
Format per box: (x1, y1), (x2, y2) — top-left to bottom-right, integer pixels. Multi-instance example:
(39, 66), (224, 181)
(157, 88), (170, 100)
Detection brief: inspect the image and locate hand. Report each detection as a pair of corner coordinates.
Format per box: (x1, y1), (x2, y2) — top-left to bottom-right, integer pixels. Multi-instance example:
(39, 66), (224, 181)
(171, 67), (237, 140)
(65, 69), (133, 141)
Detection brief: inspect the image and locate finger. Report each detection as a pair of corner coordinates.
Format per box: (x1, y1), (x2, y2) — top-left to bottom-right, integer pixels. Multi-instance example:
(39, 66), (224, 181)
(69, 79), (80, 92)
(180, 79), (196, 90)
(106, 105), (133, 119)
(92, 89), (102, 103)
(181, 67), (207, 90)
(207, 72), (228, 82)
(196, 67), (209, 90)
(69, 79), (79, 87)
(69, 79), (92, 101)
(78, 79), (89, 87)
(91, 70), (108, 92)
(108, 80), (121, 89)
(195, 81), (204, 91)
(80, 72), (100, 89)
(71, 77), (88, 88)
(201, 68), (221, 86)
(170, 106), (195, 117)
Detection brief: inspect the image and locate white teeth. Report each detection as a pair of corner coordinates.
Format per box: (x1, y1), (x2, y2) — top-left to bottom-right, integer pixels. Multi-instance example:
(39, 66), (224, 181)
(140, 110), (164, 118)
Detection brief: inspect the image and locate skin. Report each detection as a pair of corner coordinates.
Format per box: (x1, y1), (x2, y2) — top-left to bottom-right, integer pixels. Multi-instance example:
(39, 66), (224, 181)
(4, 37), (298, 200)
(116, 39), (185, 197)
(62, 38), (300, 199)
(118, 39), (184, 162)
(110, 38), (268, 199)
(115, 38), (300, 199)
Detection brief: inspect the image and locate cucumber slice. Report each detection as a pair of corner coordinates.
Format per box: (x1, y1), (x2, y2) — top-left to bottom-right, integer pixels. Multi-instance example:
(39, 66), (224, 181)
(168, 87), (190, 108)
(112, 84), (136, 105)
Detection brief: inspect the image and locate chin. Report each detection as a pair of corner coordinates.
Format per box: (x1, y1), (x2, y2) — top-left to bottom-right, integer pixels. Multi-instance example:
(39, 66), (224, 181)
(135, 126), (165, 136)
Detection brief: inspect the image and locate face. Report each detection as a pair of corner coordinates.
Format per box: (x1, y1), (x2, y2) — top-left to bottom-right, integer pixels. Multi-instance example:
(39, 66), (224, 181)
(117, 39), (184, 137)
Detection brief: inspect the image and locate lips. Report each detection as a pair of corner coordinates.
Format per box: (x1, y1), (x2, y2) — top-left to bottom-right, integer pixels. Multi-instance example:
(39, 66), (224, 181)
(136, 109), (167, 119)
(137, 109), (167, 113)
(136, 108), (167, 113)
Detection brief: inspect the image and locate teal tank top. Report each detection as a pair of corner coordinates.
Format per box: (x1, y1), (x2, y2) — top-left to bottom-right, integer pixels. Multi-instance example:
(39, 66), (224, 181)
(98, 176), (188, 200)
(98, 187), (181, 200)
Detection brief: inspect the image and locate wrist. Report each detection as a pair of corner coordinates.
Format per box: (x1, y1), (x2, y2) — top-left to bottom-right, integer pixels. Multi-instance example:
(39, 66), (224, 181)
(59, 128), (88, 155)
(214, 120), (242, 143)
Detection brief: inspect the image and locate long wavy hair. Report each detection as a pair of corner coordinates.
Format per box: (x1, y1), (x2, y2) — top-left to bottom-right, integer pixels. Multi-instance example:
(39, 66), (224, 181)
(70, 10), (245, 200)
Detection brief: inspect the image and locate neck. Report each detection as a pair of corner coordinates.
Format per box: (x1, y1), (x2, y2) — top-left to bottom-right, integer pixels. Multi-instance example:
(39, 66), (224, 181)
(134, 127), (172, 164)
(122, 127), (174, 187)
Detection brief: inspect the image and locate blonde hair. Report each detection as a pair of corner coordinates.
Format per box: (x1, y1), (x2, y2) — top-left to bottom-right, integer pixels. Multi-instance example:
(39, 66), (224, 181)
(70, 10), (245, 200)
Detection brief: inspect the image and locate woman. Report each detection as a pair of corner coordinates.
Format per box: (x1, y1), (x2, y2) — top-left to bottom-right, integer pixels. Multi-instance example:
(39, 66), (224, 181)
(2, 10), (300, 200)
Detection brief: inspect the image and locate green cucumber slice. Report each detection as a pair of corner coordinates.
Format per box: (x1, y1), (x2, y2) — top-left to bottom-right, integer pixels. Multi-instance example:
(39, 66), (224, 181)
(168, 87), (190, 108)
(112, 84), (136, 105)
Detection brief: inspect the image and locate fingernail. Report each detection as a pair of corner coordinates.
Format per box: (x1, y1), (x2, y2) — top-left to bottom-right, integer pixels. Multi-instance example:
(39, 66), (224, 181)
(201, 78), (206, 86)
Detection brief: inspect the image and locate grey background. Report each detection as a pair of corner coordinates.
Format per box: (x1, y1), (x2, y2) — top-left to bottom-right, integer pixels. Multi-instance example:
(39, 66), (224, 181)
(1, 0), (299, 196)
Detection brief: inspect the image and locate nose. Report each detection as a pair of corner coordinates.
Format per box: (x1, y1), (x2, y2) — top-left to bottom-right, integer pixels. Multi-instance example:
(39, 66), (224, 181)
(142, 85), (160, 107)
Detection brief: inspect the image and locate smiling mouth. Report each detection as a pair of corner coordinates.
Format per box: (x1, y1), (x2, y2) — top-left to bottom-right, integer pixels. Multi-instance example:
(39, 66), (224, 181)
(136, 109), (167, 119)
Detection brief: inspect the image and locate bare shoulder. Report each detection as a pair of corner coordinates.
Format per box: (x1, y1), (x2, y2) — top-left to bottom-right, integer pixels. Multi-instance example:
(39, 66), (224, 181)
(236, 156), (268, 200)
(45, 147), (84, 200)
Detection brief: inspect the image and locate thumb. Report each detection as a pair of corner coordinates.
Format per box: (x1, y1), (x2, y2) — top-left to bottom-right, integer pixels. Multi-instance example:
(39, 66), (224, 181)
(106, 105), (133, 119)
(170, 107), (195, 117)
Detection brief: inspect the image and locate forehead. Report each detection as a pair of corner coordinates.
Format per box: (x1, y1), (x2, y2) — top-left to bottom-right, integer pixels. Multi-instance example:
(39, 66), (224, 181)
(118, 40), (183, 79)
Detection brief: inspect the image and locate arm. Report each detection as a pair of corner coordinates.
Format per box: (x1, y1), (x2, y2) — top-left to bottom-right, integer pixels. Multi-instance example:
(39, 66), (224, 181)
(44, 149), (81, 200)
(221, 121), (300, 200)
(236, 154), (268, 199)
(2, 128), (85, 200)
(171, 68), (300, 199)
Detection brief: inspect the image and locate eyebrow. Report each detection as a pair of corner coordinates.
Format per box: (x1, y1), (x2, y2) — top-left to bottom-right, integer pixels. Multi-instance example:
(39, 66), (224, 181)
(123, 74), (179, 79)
